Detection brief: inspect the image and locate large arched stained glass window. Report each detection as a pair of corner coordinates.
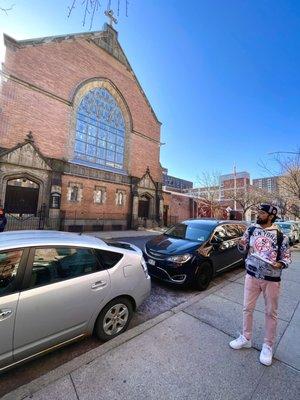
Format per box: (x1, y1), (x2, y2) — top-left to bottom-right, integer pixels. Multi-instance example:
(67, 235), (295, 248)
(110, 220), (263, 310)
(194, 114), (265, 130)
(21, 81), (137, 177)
(74, 88), (125, 171)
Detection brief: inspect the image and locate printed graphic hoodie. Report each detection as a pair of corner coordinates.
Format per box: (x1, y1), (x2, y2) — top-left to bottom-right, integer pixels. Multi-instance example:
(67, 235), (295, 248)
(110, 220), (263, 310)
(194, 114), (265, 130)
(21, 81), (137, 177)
(239, 224), (291, 281)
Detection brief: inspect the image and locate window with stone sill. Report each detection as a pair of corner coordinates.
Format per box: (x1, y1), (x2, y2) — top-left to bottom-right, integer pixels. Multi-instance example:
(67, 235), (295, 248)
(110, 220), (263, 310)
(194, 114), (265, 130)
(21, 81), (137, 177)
(74, 88), (126, 171)
(116, 190), (126, 206)
(94, 187), (107, 204)
(67, 183), (83, 203)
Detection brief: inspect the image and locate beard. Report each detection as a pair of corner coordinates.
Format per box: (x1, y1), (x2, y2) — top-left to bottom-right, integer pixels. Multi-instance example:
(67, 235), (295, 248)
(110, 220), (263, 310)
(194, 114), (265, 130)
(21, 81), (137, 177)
(256, 216), (269, 224)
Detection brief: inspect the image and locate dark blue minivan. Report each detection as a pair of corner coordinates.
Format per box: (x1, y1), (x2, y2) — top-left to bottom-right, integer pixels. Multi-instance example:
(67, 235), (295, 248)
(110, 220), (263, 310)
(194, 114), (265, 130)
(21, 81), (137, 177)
(144, 219), (247, 290)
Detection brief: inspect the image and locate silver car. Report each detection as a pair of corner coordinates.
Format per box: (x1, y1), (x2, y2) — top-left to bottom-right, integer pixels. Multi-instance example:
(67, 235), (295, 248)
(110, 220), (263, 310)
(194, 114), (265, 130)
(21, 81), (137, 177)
(0, 230), (151, 372)
(275, 222), (299, 245)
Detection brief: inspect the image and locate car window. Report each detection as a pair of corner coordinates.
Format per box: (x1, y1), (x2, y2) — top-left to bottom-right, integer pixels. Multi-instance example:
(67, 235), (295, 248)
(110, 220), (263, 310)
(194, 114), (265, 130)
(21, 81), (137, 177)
(0, 249), (23, 296)
(164, 223), (213, 242)
(28, 247), (103, 289)
(224, 224), (243, 239)
(95, 249), (123, 269)
(276, 223), (291, 231)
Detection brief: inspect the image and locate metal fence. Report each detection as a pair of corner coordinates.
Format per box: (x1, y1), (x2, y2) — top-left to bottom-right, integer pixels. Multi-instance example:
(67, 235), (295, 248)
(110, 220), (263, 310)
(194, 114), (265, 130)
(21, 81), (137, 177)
(5, 212), (168, 232)
(6, 215), (62, 231)
(5, 212), (131, 232)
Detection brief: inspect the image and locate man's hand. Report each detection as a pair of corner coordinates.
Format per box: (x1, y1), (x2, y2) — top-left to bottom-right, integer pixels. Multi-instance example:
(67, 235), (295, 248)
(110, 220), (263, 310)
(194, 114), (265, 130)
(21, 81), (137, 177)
(273, 262), (284, 269)
(237, 238), (247, 253)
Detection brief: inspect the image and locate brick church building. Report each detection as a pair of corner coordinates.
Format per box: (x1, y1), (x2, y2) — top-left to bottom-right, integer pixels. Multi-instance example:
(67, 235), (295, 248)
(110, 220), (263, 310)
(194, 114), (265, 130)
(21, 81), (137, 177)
(0, 23), (163, 230)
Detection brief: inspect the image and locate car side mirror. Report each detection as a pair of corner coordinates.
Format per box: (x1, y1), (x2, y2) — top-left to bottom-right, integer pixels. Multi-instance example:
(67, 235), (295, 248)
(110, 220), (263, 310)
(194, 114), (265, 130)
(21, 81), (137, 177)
(211, 236), (223, 245)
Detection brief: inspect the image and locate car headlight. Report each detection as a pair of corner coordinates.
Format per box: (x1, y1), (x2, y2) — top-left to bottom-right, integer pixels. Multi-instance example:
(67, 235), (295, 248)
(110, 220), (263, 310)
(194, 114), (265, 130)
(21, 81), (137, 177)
(167, 254), (193, 264)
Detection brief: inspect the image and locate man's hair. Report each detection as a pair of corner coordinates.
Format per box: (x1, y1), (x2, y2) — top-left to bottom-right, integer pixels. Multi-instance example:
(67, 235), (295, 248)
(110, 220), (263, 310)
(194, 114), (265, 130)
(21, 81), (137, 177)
(271, 215), (277, 223)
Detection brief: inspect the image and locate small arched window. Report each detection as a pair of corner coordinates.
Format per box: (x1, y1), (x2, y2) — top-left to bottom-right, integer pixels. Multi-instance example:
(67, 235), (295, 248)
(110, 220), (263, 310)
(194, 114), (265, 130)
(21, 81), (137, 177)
(74, 88), (125, 171)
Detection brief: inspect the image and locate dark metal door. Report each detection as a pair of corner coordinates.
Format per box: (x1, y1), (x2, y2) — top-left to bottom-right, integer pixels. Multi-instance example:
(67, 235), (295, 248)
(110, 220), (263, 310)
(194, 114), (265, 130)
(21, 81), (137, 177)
(138, 197), (150, 218)
(5, 186), (39, 215)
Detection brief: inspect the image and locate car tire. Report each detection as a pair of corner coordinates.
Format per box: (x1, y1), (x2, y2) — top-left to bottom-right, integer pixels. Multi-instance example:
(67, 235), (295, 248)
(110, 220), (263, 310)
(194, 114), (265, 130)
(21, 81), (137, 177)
(94, 297), (133, 342)
(195, 262), (213, 291)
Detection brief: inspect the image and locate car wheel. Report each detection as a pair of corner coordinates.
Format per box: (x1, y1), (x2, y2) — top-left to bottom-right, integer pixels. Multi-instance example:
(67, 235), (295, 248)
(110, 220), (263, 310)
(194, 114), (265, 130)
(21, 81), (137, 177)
(195, 262), (213, 291)
(94, 297), (133, 341)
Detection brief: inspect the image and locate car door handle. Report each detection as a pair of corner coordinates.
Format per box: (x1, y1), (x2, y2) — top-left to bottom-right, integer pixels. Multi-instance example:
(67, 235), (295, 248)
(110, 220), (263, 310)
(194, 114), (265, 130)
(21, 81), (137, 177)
(0, 309), (12, 320)
(91, 281), (107, 289)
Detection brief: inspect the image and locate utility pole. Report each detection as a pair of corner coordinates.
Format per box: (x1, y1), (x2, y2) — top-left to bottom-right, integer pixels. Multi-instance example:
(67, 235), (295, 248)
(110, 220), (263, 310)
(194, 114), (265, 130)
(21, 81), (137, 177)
(233, 163), (237, 211)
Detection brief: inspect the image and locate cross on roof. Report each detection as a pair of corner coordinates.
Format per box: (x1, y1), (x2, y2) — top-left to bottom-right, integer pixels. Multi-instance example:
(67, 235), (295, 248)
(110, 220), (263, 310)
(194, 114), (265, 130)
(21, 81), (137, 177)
(105, 9), (118, 27)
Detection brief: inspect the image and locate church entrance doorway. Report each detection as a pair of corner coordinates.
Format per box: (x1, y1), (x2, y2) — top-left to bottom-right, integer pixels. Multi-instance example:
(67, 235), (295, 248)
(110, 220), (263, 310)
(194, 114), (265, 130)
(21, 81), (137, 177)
(138, 195), (150, 219)
(5, 178), (39, 215)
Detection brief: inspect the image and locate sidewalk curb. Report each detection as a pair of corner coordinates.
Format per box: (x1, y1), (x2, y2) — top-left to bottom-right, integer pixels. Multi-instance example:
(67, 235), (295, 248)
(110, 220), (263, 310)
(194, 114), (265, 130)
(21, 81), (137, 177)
(2, 277), (237, 400)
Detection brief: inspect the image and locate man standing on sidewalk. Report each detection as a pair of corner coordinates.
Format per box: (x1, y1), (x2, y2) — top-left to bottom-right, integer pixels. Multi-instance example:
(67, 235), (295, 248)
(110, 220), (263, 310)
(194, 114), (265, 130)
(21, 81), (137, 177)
(229, 204), (291, 366)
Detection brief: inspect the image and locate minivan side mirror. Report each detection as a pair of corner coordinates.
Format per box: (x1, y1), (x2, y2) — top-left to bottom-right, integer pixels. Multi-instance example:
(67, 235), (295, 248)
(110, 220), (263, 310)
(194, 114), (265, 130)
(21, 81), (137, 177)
(210, 236), (223, 245)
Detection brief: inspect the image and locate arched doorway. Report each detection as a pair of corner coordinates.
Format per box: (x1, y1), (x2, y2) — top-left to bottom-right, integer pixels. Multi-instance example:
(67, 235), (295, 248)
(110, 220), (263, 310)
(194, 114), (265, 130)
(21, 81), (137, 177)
(4, 178), (39, 215)
(138, 195), (150, 219)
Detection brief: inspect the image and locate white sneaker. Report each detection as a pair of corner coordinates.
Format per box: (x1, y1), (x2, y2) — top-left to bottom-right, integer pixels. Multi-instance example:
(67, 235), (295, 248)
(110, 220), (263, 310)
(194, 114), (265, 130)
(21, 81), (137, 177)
(229, 334), (252, 349)
(259, 344), (273, 366)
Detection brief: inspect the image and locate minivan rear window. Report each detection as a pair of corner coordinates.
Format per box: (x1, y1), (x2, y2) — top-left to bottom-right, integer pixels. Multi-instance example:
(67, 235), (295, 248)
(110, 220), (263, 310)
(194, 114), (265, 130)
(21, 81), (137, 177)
(164, 223), (213, 242)
(277, 224), (291, 230)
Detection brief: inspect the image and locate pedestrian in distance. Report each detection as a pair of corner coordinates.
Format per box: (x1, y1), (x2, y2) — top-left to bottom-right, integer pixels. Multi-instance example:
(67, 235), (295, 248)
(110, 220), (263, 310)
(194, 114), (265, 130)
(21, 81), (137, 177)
(0, 208), (7, 233)
(229, 204), (291, 366)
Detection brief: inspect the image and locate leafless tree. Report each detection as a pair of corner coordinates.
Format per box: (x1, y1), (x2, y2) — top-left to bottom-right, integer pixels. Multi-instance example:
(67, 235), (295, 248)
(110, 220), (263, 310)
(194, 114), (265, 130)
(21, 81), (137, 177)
(195, 171), (221, 217)
(226, 186), (269, 220)
(259, 149), (300, 219)
(67, 0), (129, 30)
(0, 2), (14, 14)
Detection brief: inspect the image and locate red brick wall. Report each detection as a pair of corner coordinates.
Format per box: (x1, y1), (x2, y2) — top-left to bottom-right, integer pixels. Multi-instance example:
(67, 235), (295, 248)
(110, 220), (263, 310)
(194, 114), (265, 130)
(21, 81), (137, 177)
(60, 175), (131, 219)
(1, 36), (162, 182)
(163, 192), (194, 222)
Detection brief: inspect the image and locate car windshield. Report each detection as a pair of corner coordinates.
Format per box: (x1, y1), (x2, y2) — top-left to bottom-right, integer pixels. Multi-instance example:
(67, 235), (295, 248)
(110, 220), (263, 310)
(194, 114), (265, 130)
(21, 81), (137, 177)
(277, 223), (291, 230)
(164, 222), (213, 242)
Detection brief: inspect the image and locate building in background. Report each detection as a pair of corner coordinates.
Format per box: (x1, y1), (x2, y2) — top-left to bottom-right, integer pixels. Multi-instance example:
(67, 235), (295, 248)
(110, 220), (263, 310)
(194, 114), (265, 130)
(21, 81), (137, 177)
(253, 176), (279, 193)
(185, 186), (219, 199)
(219, 171), (250, 214)
(162, 168), (193, 193)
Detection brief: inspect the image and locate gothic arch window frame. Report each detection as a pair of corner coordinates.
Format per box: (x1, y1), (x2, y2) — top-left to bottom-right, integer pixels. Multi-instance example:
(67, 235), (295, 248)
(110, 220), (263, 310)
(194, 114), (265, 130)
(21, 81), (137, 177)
(69, 78), (132, 175)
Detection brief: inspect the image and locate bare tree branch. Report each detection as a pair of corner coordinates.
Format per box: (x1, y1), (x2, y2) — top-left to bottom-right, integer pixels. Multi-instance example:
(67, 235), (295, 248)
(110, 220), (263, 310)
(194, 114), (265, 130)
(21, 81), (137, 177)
(195, 171), (221, 217)
(259, 149), (300, 219)
(0, 3), (14, 15)
(67, 0), (129, 29)
(225, 186), (269, 219)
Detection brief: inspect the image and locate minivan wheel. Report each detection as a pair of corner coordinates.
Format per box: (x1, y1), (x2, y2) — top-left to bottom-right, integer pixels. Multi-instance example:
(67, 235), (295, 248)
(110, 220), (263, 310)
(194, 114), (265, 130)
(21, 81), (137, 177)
(195, 262), (213, 291)
(94, 297), (133, 341)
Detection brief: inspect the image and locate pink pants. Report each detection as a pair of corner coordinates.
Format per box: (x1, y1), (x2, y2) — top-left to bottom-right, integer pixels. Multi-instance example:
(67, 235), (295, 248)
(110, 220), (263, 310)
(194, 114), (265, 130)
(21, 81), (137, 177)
(243, 274), (280, 347)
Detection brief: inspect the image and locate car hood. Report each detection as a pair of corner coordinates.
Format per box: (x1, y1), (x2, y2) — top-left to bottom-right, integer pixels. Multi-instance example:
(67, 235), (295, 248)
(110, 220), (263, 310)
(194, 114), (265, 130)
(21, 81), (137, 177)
(146, 234), (201, 255)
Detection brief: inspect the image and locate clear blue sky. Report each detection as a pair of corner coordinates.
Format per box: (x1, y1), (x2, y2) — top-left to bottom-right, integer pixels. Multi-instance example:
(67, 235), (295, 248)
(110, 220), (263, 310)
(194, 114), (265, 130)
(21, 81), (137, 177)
(1, 0), (299, 184)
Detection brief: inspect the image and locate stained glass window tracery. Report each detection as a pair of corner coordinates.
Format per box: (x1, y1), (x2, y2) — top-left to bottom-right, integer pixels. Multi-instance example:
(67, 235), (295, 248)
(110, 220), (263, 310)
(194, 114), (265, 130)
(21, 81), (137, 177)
(74, 88), (125, 170)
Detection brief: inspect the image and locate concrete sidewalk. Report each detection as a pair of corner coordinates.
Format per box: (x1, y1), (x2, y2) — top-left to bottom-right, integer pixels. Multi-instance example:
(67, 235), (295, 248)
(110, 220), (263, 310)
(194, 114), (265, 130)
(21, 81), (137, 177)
(3, 253), (300, 400)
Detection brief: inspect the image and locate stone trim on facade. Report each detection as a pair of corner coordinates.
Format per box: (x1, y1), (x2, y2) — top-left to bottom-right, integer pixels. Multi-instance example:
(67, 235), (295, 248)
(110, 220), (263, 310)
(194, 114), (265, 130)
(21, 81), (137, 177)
(93, 186), (107, 204)
(115, 189), (126, 206)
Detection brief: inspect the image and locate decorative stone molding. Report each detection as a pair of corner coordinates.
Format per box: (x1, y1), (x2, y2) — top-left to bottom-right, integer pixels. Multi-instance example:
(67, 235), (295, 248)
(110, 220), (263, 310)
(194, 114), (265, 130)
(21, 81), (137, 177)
(0, 141), (51, 171)
(67, 182), (83, 203)
(64, 161), (131, 185)
(115, 189), (126, 206)
(89, 24), (130, 68)
(94, 186), (107, 204)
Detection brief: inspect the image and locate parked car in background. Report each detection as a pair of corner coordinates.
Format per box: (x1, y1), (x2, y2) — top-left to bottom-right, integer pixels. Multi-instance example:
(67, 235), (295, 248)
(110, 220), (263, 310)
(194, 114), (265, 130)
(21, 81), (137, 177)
(275, 222), (299, 245)
(0, 231), (150, 372)
(144, 219), (247, 291)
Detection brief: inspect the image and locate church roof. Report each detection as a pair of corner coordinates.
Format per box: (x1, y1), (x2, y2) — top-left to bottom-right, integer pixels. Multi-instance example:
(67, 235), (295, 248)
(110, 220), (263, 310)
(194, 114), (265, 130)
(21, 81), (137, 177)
(4, 23), (161, 125)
